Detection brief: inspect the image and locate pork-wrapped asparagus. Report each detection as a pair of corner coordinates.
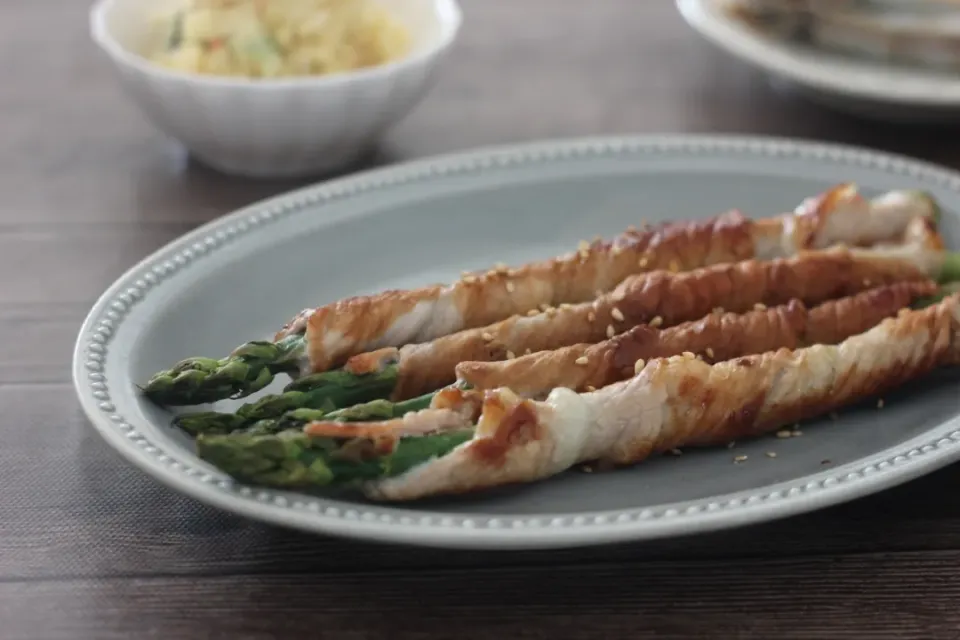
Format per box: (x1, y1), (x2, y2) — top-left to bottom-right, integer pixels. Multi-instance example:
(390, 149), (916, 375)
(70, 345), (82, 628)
(455, 279), (939, 396)
(143, 184), (940, 405)
(169, 242), (956, 432)
(197, 292), (960, 500)
(176, 280), (938, 436)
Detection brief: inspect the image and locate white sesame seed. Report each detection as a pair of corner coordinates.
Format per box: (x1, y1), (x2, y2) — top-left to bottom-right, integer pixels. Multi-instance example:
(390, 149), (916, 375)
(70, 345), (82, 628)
(650, 316), (663, 327)
(575, 357), (589, 366)
(606, 324), (616, 338)
(639, 257), (649, 268)
(634, 359), (646, 374)
(506, 350), (516, 360)
(587, 311), (597, 323)
(706, 347), (715, 358)
(585, 385), (597, 392)
(792, 429), (803, 437)
(611, 307), (625, 322)
(754, 302), (767, 311)
(734, 455), (748, 463)
(505, 281), (516, 293)
(524, 348), (532, 355)
(462, 275), (477, 284)
(682, 351), (695, 359)
(766, 451), (777, 458)
(776, 429), (792, 439)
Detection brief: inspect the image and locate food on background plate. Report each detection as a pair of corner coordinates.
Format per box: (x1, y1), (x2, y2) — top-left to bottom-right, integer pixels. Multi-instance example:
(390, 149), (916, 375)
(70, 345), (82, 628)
(146, 0), (412, 78)
(142, 183), (941, 406)
(722, 0), (960, 71)
(138, 184), (960, 501)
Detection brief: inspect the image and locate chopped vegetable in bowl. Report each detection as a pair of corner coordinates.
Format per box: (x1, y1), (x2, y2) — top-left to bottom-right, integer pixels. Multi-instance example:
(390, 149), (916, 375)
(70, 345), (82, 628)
(146, 0), (412, 78)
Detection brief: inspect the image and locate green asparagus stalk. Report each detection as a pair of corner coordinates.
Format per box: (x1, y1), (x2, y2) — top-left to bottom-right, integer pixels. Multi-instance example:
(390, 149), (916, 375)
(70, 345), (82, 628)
(176, 392), (436, 437)
(197, 426), (475, 488)
(141, 334), (306, 405)
(171, 366), (419, 435)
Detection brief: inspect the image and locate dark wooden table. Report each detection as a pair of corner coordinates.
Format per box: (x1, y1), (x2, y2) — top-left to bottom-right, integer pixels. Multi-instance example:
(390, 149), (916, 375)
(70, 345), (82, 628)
(4, 1), (960, 638)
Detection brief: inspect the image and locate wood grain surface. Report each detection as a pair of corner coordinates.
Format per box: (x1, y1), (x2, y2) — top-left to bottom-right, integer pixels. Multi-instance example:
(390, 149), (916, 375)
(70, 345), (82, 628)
(4, 1), (960, 638)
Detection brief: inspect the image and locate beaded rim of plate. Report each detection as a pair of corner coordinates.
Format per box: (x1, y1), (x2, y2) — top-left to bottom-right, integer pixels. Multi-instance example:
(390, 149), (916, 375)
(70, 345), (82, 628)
(73, 135), (960, 548)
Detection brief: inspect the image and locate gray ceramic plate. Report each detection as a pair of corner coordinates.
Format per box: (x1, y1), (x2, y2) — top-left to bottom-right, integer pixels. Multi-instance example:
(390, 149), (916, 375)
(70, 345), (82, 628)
(73, 135), (960, 550)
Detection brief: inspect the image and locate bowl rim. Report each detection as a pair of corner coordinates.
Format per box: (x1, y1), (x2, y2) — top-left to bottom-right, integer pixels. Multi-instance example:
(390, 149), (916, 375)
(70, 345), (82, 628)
(89, 0), (463, 89)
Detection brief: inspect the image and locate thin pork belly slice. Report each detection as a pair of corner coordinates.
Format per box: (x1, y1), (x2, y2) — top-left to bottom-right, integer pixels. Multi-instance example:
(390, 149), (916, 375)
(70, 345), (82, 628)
(455, 280), (938, 396)
(361, 294), (960, 501)
(365, 244), (941, 400)
(277, 184), (936, 372)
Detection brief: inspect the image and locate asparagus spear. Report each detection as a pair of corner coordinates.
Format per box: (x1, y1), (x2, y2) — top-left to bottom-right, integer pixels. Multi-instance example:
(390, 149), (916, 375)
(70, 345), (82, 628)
(142, 334), (306, 405)
(197, 426), (475, 488)
(177, 392), (436, 437)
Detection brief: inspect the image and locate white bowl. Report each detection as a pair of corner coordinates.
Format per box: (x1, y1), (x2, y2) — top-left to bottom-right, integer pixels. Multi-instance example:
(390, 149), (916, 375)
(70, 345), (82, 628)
(90, 0), (462, 178)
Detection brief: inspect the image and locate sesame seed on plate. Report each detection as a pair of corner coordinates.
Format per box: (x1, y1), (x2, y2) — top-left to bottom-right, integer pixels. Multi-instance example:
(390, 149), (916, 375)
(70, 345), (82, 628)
(734, 455), (748, 463)
(776, 429), (792, 439)
(766, 451), (777, 458)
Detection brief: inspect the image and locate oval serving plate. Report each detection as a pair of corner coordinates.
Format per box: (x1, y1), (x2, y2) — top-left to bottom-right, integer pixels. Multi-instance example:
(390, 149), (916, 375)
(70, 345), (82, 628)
(74, 135), (960, 550)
